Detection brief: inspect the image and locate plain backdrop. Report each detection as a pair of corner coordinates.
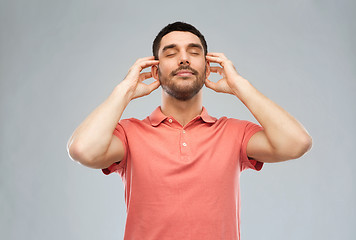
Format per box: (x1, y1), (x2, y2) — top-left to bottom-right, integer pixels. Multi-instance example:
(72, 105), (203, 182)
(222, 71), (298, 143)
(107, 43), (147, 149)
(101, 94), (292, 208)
(1, 0), (355, 239)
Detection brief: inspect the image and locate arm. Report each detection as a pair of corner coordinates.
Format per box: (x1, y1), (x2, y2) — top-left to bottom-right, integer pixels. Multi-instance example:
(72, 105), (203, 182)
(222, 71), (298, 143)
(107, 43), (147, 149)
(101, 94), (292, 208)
(67, 57), (160, 169)
(205, 53), (312, 163)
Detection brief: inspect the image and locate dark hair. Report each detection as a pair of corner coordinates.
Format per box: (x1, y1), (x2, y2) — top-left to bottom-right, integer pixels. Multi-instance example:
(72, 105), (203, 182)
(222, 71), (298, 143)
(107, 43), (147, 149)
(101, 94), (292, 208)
(152, 21), (208, 60)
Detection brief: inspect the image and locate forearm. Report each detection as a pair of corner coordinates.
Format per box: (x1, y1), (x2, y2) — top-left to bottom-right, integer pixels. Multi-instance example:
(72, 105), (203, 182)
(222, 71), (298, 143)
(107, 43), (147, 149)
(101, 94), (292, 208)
(205, 52), (312, 159)
(233, 76), (312, 156)
(67, 83), (131, 162)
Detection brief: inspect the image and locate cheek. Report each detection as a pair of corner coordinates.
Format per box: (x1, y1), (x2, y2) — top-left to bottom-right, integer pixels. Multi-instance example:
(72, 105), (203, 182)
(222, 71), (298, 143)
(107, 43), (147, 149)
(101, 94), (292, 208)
(158, 63), (173, 75)
(195, 61), (207, 73)
(194, 58), (206, 68)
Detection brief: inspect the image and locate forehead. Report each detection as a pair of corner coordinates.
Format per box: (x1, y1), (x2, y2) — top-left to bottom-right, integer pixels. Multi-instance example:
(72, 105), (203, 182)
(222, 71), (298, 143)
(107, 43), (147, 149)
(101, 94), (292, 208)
(159, 31), (202, 51)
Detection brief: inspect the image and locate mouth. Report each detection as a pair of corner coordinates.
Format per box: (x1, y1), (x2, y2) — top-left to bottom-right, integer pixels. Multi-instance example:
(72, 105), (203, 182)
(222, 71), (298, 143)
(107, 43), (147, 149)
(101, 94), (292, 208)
(175, 70), (194, 77)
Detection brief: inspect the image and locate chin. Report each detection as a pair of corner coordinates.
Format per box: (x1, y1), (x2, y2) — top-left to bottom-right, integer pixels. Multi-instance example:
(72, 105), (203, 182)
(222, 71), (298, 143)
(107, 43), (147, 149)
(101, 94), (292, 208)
(163, 84), (204, 101)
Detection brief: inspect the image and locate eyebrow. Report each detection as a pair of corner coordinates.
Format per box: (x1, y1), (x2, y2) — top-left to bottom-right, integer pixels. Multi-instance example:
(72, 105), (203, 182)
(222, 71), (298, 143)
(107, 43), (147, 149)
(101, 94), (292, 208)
(161, 43), (203, 53)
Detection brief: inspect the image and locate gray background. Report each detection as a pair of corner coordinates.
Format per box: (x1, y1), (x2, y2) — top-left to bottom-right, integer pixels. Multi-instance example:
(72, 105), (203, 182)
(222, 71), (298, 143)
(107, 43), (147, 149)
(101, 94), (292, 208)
(1, 0), (355, 239)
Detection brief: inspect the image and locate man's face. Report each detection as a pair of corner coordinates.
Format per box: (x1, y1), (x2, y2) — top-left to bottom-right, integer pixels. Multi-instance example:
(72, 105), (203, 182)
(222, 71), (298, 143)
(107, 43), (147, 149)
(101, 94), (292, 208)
(153, 31), (210, 101)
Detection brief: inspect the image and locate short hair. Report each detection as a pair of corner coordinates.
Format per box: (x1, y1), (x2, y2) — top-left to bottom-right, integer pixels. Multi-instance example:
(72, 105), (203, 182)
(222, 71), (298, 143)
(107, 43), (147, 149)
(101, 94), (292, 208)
(152, 21), (208, 60)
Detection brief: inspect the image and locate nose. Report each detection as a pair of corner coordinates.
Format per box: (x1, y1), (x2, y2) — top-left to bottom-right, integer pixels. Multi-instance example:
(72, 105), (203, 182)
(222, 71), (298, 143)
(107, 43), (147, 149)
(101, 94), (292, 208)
(180, 59), (190, 65)
(179, 52), (190, 65)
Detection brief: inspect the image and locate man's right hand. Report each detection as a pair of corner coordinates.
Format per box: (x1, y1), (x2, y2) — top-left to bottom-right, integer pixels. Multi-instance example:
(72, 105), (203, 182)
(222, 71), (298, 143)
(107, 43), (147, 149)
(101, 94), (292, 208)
(121, 56), (160, 100)
(67, 56), (160, 169)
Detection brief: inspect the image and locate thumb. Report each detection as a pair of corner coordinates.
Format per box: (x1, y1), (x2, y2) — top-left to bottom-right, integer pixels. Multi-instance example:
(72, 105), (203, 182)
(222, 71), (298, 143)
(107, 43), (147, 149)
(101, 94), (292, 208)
(205, 79), (217, 91)
(147, 80), (160, 93)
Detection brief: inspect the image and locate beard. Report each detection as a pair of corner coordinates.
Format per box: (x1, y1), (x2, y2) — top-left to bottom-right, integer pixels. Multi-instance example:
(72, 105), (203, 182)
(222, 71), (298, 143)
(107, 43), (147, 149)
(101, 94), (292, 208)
(158, 65), (206, 101)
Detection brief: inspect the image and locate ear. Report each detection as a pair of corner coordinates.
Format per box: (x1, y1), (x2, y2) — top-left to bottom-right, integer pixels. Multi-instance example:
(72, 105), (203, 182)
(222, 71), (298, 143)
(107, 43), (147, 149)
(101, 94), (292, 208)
(151, 64), (159, 80)
(205, 60), (211, 79)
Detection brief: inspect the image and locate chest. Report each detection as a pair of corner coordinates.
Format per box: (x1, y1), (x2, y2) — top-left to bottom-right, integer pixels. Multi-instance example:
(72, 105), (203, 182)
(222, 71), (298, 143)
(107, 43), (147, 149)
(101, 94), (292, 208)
(125, 123), (243, 189)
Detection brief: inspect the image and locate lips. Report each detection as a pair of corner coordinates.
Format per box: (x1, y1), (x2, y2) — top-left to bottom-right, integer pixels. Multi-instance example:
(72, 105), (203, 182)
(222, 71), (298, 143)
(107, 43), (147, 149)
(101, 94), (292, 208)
(175, 70), (194, 76)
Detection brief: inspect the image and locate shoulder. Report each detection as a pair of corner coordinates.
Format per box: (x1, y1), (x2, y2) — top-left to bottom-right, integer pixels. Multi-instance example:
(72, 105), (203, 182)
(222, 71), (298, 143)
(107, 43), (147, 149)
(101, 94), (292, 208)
(215, 116), (252, 128)
(118, 116), (151, 129)
(213, 117), (262, 139)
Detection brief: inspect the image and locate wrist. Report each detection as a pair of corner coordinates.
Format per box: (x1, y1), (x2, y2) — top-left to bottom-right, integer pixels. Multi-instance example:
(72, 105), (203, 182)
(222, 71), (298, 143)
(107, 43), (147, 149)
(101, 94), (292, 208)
(230, 75), (246, 95)
(112, 82), (134, 105)
(231, 76), (255, 99)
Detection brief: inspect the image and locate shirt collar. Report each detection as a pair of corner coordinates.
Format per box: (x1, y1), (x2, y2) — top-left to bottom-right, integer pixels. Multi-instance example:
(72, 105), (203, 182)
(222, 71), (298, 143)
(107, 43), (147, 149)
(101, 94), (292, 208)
(149, 107), (168, 126)
(200, 107), (217, 123)
(149, 106), (217, 127)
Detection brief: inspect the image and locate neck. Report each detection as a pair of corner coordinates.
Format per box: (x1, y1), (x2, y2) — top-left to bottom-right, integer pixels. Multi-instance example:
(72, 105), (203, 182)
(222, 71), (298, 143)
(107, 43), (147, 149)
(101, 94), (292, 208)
(161, 90), (203, 127)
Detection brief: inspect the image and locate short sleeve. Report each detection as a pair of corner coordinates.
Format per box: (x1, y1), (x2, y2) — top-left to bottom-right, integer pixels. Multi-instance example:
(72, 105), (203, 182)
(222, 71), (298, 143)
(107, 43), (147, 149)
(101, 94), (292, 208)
(102, 122), (128, 175)
(240, 121), (264, 172)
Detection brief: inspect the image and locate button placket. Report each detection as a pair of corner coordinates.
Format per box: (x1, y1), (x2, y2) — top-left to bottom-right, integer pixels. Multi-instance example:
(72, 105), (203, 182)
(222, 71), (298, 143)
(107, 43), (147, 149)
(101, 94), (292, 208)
(180, 128), (189, 162)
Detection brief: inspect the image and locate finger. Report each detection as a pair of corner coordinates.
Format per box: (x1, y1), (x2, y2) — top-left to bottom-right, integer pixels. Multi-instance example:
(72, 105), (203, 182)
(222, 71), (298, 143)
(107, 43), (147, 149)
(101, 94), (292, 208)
(204, 79), (218, 91)
(206, 55), (224, 65)
(207, 52), (227, 59)
(207, 55), (234, 69)
(209, 66), (224, 75)
(137, 59), (160, 71)
(138, 72), (153, 82)
(147, 80), (161, 93)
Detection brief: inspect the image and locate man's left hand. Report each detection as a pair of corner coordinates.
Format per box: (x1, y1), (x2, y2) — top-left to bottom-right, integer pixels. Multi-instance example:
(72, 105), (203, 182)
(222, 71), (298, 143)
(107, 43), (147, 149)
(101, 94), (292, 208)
(205, 52), (242, 96)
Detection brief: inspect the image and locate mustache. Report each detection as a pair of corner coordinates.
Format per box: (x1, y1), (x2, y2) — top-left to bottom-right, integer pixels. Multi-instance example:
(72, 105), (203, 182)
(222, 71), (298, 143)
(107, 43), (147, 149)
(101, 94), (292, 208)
(171, 66), (198, 76)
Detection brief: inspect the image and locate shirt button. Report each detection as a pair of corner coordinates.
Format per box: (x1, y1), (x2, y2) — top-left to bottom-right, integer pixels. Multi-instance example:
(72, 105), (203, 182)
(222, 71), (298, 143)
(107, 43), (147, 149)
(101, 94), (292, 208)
(182, 142), (187, 147)
(182, 130), (186, 134)
(168, 119), (173, 123)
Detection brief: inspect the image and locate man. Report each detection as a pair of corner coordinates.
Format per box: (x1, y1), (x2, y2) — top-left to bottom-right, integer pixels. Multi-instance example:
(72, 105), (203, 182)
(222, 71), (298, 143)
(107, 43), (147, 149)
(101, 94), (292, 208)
(67, 22), (312, 240)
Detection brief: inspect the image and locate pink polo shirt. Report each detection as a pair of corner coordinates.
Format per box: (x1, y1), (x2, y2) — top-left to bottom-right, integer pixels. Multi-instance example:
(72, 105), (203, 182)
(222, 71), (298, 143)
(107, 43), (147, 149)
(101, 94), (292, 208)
(102, 106), (264, 240)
